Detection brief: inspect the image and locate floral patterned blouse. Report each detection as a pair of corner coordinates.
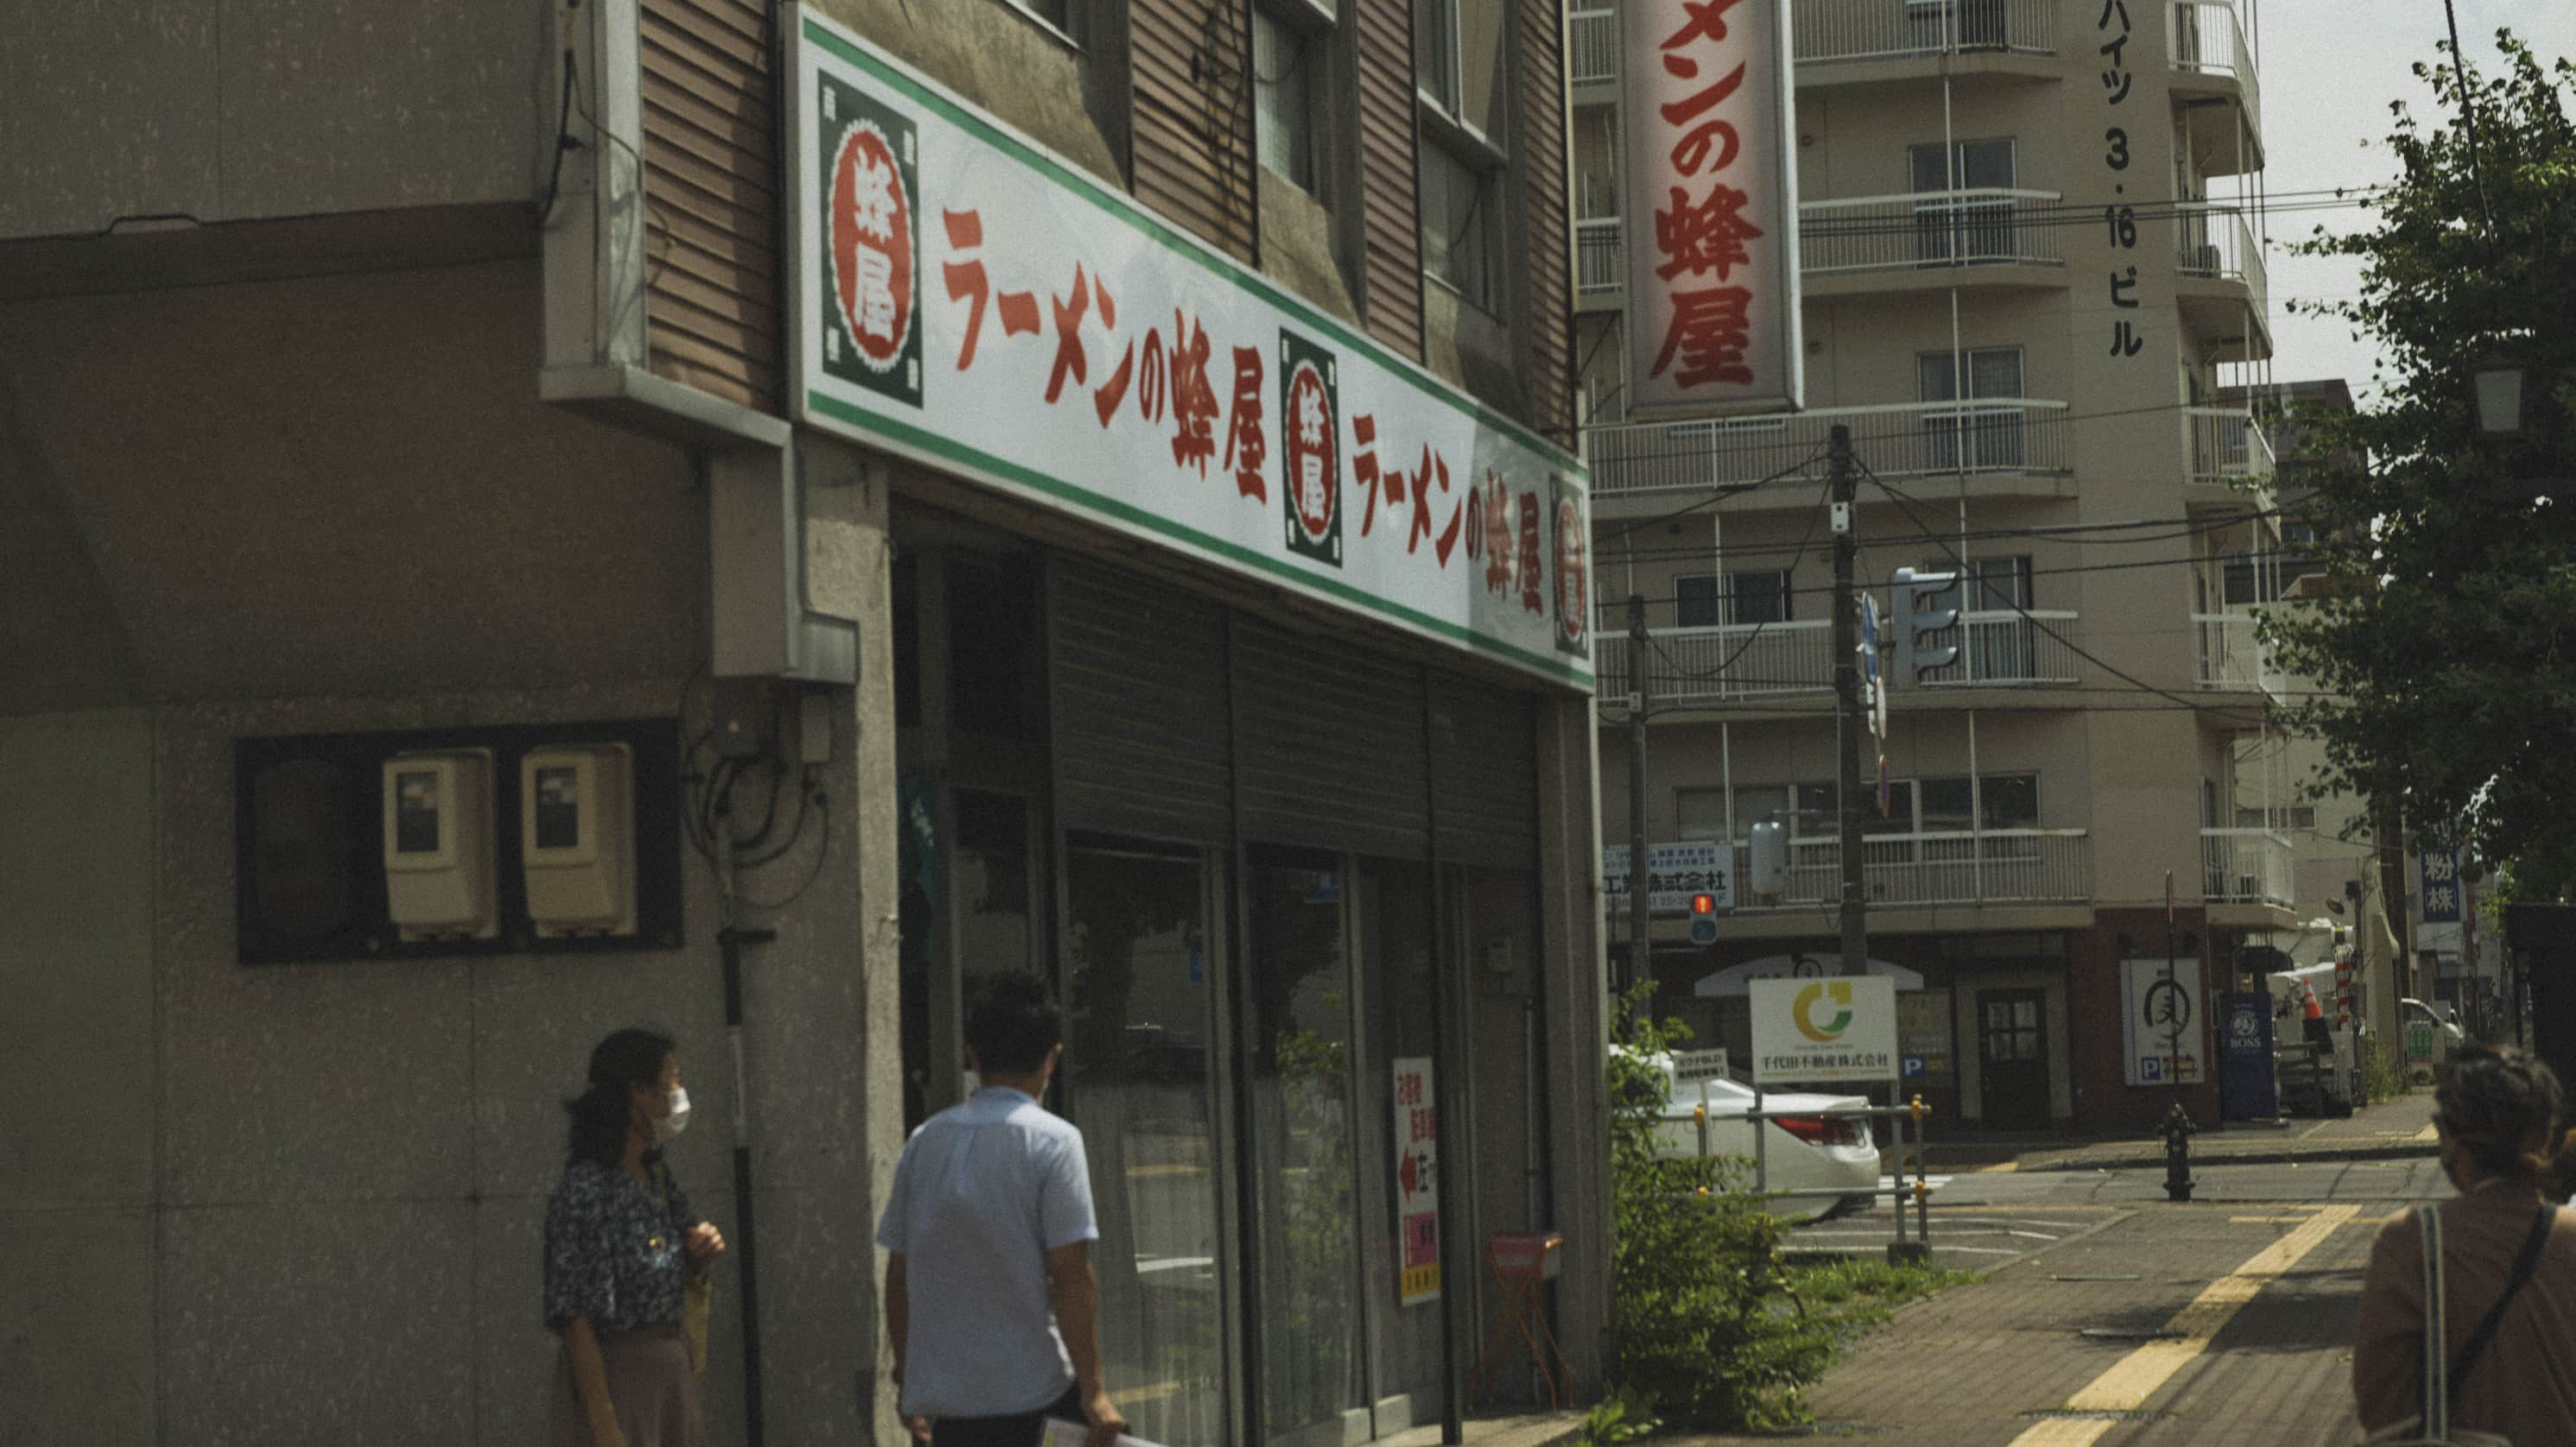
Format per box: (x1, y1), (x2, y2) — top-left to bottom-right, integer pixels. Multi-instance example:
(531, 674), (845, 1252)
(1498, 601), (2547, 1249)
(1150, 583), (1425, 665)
(542, 1157), (697, 1334)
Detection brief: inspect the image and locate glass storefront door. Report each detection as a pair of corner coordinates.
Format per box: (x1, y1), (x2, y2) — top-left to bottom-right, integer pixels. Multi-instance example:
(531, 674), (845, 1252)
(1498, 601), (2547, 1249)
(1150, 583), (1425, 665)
(1063, 839), (1230, 1447)
(1244, 850), (1367, 1447)
(1356, 860), (1447, 1434)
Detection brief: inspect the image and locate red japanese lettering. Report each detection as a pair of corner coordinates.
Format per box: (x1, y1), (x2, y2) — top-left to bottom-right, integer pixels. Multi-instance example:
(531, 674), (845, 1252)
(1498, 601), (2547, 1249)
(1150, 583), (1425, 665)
(1221, 344), (1267, 502)
(1661, 0), (1744, 53)
(1137, 327), (1167, 423)
(1405, 447), (1443, 556)
(1044, 264), (1090, 405)
(1651, 288), (1756, 387)
(1517, 493), (1546, 615)
(1168, 312), (1218, 473)
(1352, 414), (1384, 536)
(1655, 184), (1762, 282)
(940, 210), (990, 370)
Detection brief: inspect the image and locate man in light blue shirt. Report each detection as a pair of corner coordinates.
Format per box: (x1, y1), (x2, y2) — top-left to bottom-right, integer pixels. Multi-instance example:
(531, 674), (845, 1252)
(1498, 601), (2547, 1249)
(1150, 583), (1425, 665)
(880, 973), (1125, 1447)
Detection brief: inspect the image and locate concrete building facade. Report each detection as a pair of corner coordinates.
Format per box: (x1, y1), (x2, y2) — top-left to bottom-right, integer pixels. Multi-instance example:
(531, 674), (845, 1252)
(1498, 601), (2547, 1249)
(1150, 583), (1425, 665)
(1572, 0), (2279, 1131)
(0, 3), (1609, 1444)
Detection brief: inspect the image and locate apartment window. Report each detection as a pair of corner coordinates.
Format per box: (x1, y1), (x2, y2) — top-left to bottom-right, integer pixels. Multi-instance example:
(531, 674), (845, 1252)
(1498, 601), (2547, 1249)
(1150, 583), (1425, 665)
(1917, 347), (2027, 470)
(1253, 8), (1320, 193)
(1576, 314), (1623, 423)
(1908, 140), (2018, 263)
(1920, 776), (1977, 834)
(1421, 138), (1501, 312)
(2235, 805), (2317, 831)
(1675, 787), (1729, 838)
(1415, 0), (1507, 137)
(1864, 780), (1919, 835)
(1572, 105), (1619, 219)
(1674, 570), (1794, 628)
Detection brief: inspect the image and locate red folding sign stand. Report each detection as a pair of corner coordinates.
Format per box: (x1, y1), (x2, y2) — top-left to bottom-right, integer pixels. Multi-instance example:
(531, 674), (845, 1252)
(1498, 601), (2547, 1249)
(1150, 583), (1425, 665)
(1472, 1230), (1572, 1411)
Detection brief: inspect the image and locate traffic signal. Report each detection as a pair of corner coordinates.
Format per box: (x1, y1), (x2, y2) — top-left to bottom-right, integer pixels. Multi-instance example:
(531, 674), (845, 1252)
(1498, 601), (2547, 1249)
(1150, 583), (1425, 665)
(1891, 566), (1961, 682)
(1688, 892), (1718, 945)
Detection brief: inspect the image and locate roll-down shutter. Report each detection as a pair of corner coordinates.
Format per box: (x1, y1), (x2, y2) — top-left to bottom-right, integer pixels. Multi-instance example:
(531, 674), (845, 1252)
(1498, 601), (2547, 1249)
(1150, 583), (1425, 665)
(1232, 619), (1431, 858)
(1429, 672), (1540, 870)
(1048, 559), (1232, 844)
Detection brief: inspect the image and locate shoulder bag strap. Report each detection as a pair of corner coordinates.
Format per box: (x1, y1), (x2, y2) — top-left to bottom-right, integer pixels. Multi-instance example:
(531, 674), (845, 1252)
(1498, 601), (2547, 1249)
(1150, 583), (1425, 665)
(2446, 1204), (2554, 1400)
(2419, 1204), (2448, 1438)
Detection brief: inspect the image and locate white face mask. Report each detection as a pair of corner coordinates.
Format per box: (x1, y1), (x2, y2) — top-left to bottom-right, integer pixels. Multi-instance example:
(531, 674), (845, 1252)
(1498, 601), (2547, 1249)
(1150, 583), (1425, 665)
(661, 1085), (692, 1141)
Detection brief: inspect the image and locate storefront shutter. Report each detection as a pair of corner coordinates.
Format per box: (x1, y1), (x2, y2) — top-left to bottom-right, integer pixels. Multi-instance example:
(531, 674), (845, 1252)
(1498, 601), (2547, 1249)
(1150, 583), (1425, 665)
(1429, 671), (1540, 869)
(1231, 619), (1431, 858)
(1047, 558), (1232, 844)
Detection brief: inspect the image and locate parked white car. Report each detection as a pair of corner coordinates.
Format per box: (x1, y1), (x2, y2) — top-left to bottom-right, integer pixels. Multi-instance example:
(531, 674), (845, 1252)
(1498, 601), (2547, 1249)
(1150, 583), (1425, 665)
(2402, 997), (2468, 1058)
(1625, 1051), (1882, 1220)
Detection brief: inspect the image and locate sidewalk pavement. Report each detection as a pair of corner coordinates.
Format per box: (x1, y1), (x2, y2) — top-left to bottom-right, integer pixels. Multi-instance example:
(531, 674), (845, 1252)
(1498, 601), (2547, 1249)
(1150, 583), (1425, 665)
(1669, 1192), (2391, 1445)
(1898, 1089), (2437, 1175)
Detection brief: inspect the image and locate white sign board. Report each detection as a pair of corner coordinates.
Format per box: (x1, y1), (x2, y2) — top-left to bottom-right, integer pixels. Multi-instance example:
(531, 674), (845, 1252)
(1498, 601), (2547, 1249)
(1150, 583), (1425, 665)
(1693, 953), (1924, 997)
(1620, 0), (1803, 417)
(1749, 976), (1898, 1084)
(1601, 840), (1732, 913)
(790, 10), (1593, 690)
(1392, 1058), (1440, 1305)
(1669, 1047), (1731, 1084)
(2119, 957), (2206, 1086)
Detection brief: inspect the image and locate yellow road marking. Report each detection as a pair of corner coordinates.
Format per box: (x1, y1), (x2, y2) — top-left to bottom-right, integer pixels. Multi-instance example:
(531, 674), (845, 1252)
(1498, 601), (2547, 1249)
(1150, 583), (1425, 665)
(2416, 1124), (2440, 1142)
(2000, 1204), (2359, 1445)
(2008, 1421), (2116, 1447)
(2228, 1215), (2324, 1223)
(1984, 1159), (2024, 1173)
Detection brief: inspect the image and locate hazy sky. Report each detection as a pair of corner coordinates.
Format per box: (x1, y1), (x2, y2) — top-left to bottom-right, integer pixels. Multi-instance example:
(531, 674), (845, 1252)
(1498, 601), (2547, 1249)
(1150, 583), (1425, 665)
(2255, 0), (2575, 398)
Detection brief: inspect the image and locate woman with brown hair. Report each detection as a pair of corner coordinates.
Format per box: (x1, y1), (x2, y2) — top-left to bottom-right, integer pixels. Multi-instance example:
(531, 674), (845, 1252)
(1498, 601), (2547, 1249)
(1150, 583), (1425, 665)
(2354, 1044), (2576, 1442)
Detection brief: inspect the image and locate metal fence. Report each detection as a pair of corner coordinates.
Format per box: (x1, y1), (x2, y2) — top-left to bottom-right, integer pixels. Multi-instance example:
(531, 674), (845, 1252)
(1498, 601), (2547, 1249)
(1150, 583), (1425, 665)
(1793, 0), (2055, 62)
(2201, 828), (2293, 906)
(2175, 202), (2268, 316)
(1594, 621), (1837, 703)
(2183, 407), (2274, 487)
(1585, 400), (2071, 501)
(1570, 6), (1619, 84)
(1576, 217), (1622, 294)
(2169, 1), (2261, 130)
(2193, 611), (2282, 694)
(1800, 189), (2067, 274)
(1916, 610), (2083, 686)
(1737, 830), (2092, 909)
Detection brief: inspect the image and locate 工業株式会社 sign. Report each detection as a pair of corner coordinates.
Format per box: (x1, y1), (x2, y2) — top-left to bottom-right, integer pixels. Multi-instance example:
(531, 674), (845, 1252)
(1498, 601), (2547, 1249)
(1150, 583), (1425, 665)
(789, 9), (1593, 690)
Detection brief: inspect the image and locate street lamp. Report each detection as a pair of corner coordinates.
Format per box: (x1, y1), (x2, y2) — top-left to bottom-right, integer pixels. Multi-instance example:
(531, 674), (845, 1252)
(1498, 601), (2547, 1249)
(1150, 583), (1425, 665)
(2472, 355), (2526, 439)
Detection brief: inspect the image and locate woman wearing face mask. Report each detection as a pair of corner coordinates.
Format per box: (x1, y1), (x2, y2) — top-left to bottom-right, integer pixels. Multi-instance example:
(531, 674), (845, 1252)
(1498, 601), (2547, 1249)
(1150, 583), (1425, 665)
(544, 1027), (727, 1447)
(2353, 1043), (2576, 1443)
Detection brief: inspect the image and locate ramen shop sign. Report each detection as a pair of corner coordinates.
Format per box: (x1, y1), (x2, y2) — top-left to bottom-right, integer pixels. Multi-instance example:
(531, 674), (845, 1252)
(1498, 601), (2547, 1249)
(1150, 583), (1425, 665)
(1621, 0), (1803, 418)
(789, 9), (1594, 689)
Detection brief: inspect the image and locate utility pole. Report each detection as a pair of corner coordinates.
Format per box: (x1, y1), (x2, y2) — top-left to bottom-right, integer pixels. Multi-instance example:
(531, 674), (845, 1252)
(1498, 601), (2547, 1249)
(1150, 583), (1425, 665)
(1627, 593), (1653, 998)
(1829, 425), (1868, 978)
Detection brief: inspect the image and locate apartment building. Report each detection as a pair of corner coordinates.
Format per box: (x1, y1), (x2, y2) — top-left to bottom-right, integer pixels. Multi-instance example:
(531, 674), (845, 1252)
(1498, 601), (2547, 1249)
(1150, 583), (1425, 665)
(1573, 0), (2279, 1131)
(0, 3), (1604, 1443)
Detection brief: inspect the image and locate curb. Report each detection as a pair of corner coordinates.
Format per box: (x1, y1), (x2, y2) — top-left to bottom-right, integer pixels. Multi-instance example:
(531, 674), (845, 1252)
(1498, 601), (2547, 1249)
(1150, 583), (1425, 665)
(2016, 1140), (2434, 1172)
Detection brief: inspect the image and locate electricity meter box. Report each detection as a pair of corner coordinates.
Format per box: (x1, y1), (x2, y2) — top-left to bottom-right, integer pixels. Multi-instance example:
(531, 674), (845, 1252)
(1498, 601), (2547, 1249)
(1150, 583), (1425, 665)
(382, 749), (499, 941)
(521, 743), (636, 937)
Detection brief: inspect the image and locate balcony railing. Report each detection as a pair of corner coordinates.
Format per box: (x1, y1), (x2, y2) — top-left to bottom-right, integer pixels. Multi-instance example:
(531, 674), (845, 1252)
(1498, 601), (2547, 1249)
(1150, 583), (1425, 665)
(2175, 202), (2269, 315)
(1794, 0), (2056, 63)
(2184, 406), (2275, 486)
(1748, 830), (2091, 910)
(2169, 2), (2261, 129)
(1595, 621), (1836, 703)
(1917, 610), (2083, 686)
(1586, 399), (2070, 501)
(1576, 217), (1622, 294)
(1801, 189), (2066, 275)
(2193, 611), (2283, 694)
(2202, 827), (2293, 907)
(1594, 610), (2081, 703)
(1570, 6), (1620, 84)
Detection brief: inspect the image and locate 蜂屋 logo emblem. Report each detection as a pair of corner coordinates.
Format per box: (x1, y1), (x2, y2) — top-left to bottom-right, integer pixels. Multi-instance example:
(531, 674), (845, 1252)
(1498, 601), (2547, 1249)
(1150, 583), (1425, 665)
(1279, 331), (1342, 566)
(1553, 484), (1589, 652)
(1794, 981), (1856, 1043)
(819, 77), (923, 407)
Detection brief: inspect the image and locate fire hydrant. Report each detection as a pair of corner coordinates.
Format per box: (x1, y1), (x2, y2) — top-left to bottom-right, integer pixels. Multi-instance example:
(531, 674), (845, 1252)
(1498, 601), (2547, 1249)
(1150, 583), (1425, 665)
(2162, 1103), (2197, 1203)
